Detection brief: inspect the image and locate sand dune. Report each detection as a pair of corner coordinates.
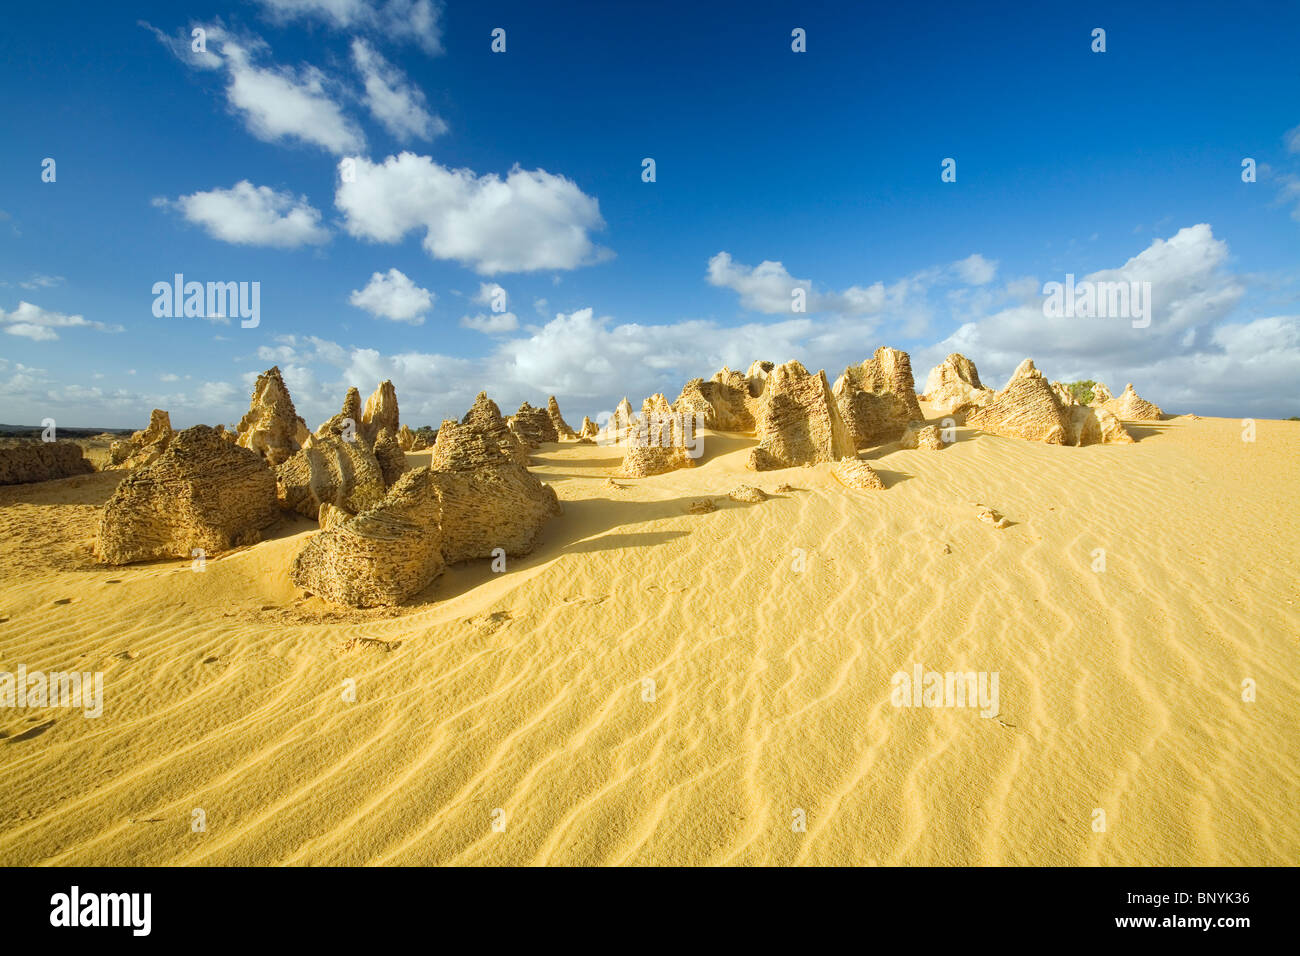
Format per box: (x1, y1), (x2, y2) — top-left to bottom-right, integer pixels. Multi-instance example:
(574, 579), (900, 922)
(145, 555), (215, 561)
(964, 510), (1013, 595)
(1, 414), (1297, 865)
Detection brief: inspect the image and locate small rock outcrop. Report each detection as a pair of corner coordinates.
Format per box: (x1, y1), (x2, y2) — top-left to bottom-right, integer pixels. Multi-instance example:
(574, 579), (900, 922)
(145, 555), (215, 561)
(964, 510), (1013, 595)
(1104, 383), (1164, 420)
(728, 484), (767, 503)
(509, 401), (560, 446)
(1065, 404), (1134, 446)
(618, 414), (695, 477)
(831, 457), (886, 490)
(109, 409), (174, 470)
(899, 423), (945, 450)
(275, 433), (386, 520)
(291, 460), (561, 607)
(922, 353), (993, 416)
(672, 378), (719, 430)
(397, 424), (417, 451)
(579, 416), (600, 440)
(546, 396), (577, 440)
(747, 361), (856, 471)
(237, 367), (310, 466)
(0, 441), (94, 485)
(1090, 382), (1114, 406)
(96, 425), (278, 564)
(833, 347), (926, 447)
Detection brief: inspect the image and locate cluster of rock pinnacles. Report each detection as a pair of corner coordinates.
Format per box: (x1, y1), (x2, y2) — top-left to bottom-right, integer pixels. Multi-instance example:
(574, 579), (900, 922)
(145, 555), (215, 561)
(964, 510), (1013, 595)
(85, 353), (1163, 607)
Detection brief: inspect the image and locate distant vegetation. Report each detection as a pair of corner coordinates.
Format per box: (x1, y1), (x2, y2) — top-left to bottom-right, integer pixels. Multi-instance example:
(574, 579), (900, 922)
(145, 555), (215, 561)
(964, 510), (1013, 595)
(1065, 380), (1097, 404)
(413, 425), (438, 443)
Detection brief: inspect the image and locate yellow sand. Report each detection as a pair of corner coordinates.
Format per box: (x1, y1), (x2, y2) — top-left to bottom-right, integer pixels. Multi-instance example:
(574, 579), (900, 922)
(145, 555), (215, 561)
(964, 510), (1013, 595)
(0, 414), (1296, 865)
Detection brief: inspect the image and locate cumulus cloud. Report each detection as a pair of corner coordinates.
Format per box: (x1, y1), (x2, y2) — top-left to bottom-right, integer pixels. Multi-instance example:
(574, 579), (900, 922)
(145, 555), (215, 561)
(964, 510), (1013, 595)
(460, 312), (519, 334)
(351, 38), (445, 142)
(252, 0), (445, 56)
(348, 268), (434, 323)
(154, 181), (329, 247)
(952, 253), (998, 285)
(0, 302), (122, 342)
(147, 23), (364, 154)
(336, 152), (610, 274)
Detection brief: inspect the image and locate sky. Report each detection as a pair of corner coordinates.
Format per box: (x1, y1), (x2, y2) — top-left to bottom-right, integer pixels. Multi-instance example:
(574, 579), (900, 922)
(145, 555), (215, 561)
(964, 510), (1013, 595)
(1, 0), (1298, 430)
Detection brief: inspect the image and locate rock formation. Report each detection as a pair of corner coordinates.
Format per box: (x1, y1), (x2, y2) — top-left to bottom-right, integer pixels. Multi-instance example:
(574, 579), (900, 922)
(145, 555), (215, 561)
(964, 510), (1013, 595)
(747, 361), (856, 470)
(965, 359), (1073, 444)
(706, 367), (764, 432)
(316, 387), (363, 440)
(546, 396), (577, 440)
(510, 401), (559, 445)
(1104, 383), (1164, 420)
(1090, 382), (1114, 405)
(966, 359), (1134, 445)
(899, 423), (945, 450)
(291, 459), (561, 608)
(579, 416), (599, 440)
(833, 347), (926, 447)
(0, 441), (95, 485)
(618, 413), (694, 477)
(275, 433), (387, 520)
(109, 409), (174, 470)
(832, 457), (886, 490)
(397, 424), (417, 451)
(373, 435), (408, 487)
(728, 484), (767, 503)
(431, 394), (530, 470)
(236, 367), (309, 466)
(672, 378), (719, 430)
(96, 425), (278, 564)
(360, 380), (400, 445)
(922, 353), (993, 416)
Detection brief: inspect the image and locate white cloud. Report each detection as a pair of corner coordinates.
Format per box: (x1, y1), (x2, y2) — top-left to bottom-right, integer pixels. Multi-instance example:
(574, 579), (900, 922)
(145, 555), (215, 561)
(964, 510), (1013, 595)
(149, 23), (364, 154)
(473, 282), (507, 307)
(0, 302), (122, 342)
(253, 0), (445, 55)
(336, 152), (610, 274)
(348, 268), (434, 323)
(351, 38), (445, 142)
(952, 253), (998, 285)
(155, 181), (329, 247)
(1285, 123), (1300, 154)
(460, 312), (519, 334)
(18, 274), (64, 290)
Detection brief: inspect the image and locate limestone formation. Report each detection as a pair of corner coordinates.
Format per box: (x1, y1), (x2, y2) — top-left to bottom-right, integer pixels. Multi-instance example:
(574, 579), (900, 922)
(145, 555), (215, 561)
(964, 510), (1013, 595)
(360, 380), (400, 445)
(510, 401), (559, 445)
(618, 413), (695, 477)
(672, 378), (719, 430)
(747, 361), (856, 471)
(833, 347), (926, 447)
(1064, 404), (1134, 447)
(432, 394), (530, 470)
(316, 388), (363, 440)
(831, 457), (886, 490)
(291, 460), (561, 608)
(1050, 381), (1077, 407)
(966, 360), (1134, 446)
(397, 424), (417, 451)
(1090, 382), (1114, 405)
(237, 367), (310, 466)
(706, 367), (763, 432)
(374, 435), (409, 487)
(275, 433), (386, 520)
(899, 423), (945, 450)
(1104, 383), (1164, 420)
(109, 409), (174, 470)
(728, 484), (767, 503)
(965, 359), (1073, 445)
(546, 396), (577, 440)
(0, 441), (94, 485)
(96, 425), (278, 565)
(687, 499), (716, 514)
(579, 416), (600, 440)
(921, 353), (993, 416)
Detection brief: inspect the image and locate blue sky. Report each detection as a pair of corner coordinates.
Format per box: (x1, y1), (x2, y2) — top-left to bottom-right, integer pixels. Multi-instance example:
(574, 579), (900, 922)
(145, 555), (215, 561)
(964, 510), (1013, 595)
(1, 0), (1298, 429)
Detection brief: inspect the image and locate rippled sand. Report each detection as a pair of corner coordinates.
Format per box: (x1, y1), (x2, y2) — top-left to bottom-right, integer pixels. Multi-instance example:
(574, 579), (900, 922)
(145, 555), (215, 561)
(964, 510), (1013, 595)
(1, 413), (1296, 865)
